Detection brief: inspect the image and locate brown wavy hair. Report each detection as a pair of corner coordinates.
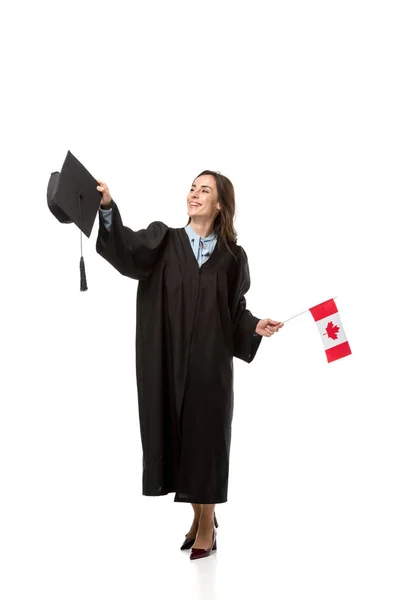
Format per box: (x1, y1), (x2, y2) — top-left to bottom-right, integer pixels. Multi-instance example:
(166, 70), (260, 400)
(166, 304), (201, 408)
(185, 170), (238, 260)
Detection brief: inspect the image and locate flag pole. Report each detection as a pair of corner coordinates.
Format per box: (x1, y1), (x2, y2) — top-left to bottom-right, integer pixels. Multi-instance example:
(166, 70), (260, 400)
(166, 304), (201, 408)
(282, 296), (338, 324)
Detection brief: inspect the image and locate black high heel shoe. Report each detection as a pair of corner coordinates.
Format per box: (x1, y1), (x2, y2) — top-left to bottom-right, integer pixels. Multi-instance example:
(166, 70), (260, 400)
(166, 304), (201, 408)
(180, 512), (218, 550)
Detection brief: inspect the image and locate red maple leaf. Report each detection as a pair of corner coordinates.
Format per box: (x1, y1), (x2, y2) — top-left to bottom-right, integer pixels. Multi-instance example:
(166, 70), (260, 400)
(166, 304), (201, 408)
(324, 321), (340, 340)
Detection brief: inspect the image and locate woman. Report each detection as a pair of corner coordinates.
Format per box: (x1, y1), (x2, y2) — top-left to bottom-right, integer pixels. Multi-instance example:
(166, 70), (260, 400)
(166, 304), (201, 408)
(95, 170), (284, 560)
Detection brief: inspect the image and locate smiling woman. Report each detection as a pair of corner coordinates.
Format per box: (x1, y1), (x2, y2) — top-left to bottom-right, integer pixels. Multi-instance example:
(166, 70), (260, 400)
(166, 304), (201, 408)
(95, 168), (284, 559)
(185, 170), (237, 260)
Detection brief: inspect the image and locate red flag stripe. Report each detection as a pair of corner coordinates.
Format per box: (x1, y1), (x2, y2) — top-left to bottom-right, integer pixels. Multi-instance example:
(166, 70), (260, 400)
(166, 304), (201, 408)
(309, 299), (338, 322)
(325, 341), (352, 363)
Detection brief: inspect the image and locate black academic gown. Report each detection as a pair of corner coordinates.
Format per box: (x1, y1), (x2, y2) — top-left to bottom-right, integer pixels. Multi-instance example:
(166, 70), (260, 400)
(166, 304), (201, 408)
(96, 201), (262, 504)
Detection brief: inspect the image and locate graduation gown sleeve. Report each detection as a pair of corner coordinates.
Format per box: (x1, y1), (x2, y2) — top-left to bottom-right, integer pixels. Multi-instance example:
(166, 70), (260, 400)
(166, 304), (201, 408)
(95, 200), (169, 280)
(231, 246), (263, 363)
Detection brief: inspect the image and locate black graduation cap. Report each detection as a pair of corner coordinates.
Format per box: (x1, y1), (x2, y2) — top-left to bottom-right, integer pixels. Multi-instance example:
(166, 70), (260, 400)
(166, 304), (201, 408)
(47, 150), (102, 291)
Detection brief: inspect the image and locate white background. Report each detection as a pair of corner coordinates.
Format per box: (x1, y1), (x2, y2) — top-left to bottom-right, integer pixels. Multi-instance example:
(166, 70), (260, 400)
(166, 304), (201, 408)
(1, 1), (399, 599)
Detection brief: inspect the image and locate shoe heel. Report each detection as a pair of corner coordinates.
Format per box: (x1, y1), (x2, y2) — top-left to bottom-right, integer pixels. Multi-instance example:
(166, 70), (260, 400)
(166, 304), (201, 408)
(212, 538), (217, 550)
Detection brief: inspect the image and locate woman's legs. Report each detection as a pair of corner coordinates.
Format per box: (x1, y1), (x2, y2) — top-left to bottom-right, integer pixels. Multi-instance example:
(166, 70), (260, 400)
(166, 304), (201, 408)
(192, 503), (216, 549)
(185, 503), (202, 538)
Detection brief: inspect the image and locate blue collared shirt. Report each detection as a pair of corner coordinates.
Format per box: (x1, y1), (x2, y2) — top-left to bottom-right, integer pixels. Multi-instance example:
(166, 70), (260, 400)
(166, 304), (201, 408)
(98, 207), (260, 336)
(183, 222), (218, 267)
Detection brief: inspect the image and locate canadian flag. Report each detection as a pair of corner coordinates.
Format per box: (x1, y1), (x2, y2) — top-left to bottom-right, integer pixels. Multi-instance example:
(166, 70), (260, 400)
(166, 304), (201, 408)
(309, 298), (352, 363)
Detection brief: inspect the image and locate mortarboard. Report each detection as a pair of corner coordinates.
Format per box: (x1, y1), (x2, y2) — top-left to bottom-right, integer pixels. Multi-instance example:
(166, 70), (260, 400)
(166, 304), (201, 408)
(47, 150), (103, 291)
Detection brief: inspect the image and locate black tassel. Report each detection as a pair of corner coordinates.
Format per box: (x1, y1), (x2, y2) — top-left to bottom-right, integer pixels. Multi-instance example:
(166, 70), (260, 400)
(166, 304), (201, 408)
(78, 192), (88, 291)
(80, 255), (88, 291)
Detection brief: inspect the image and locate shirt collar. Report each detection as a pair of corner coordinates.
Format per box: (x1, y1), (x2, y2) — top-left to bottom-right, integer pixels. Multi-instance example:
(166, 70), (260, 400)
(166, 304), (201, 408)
(185, 222), (217, 242)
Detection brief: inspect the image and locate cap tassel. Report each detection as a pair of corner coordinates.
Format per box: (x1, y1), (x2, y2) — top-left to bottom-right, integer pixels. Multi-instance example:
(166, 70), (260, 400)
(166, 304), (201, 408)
(78, 192), (88, 291)
(80, 253), (88, 291)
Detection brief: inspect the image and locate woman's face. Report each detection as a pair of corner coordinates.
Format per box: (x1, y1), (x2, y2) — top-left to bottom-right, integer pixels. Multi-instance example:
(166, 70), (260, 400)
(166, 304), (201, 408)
(187, 174), (220, 220)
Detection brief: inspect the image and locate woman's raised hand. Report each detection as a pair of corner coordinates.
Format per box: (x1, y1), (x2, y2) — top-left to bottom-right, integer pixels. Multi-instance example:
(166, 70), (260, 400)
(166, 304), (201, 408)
(96, 179), (113, 208)
(255, 318), (284, 337)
